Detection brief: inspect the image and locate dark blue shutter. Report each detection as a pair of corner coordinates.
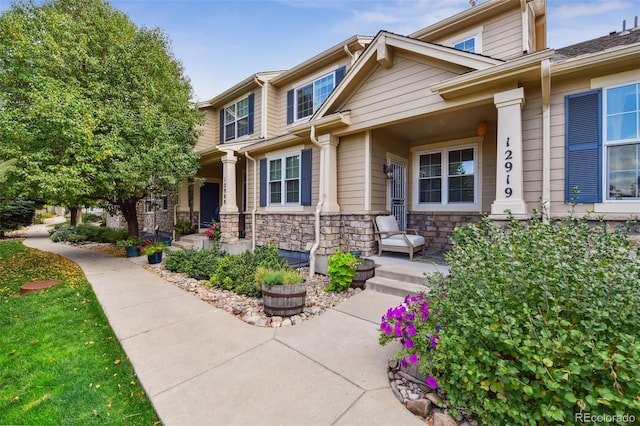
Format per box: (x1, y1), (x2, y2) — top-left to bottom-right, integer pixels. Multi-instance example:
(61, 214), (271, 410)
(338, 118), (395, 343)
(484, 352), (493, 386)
(565, 90), (602, 203)
(247, 93), (255, 135)
(259, 158), (267, 207)
(219, 109), (225, 144)
(301, 149), (312, 206)
(286, 89), (294, 124)
(335, 66), (346, 85)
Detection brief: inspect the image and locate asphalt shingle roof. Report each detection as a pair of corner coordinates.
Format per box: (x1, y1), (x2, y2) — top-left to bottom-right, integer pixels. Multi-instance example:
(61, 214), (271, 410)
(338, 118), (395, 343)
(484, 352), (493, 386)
(555, 28), (640, 60)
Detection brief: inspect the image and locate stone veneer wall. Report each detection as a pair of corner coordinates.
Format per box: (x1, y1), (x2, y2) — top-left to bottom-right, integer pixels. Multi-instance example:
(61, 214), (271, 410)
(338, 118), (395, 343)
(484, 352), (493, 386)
(247, 213), (379, 256)
(407, 212), (483, 251)
(219, 213), (240, 243)
(105, 193), (178, 235)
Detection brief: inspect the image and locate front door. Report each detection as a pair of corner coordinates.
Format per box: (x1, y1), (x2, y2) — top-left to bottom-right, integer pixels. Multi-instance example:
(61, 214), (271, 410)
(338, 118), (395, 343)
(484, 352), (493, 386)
(389, 160), (407, 230)
(200, 182), (219, 227)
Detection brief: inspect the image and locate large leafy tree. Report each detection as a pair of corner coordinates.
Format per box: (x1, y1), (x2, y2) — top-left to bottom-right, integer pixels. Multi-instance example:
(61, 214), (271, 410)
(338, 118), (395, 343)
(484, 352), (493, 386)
(0, 0), (201, 236)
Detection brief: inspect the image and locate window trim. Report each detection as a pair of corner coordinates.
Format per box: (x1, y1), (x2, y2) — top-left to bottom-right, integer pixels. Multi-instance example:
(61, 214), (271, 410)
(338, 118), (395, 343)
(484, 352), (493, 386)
(602, 81), (640, 202)
(412, 139), (481, 212)
(293, 70), (337, 121)
(223, 96), (249, 142)
(449, 27), (483, 54)
(266, 150), (302, 206)
(144, 195), (153, 214)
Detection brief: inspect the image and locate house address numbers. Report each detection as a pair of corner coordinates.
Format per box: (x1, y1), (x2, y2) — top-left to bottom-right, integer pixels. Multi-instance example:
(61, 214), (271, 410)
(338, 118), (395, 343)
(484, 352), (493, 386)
(504, 137), (512, 198)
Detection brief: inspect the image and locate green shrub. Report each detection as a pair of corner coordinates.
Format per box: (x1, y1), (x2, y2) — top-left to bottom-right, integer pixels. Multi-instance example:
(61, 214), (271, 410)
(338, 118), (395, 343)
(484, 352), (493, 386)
(49, 224), (127, 243)
(175, 219), (197, 235)
(326, 248), (357, 292)
(81, 212), (102, 223)
(419, 216), (640, 424)
(0, 198), (38, 236)
(164, 246), (223, 280)
(209, 242), (288, 297)
(164, 248), (194, 274)
(49, 224), (75, 242)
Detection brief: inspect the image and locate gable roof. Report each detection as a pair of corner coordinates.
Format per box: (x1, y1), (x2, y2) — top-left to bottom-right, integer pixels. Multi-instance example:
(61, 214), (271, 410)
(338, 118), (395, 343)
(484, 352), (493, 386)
(308, 30), (503, 124)
(269, 35), (372, 88)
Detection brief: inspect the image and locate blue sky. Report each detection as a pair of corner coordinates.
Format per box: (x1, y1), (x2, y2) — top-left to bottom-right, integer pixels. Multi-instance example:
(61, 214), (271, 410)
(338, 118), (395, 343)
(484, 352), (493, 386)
(1, 0), (639, 101)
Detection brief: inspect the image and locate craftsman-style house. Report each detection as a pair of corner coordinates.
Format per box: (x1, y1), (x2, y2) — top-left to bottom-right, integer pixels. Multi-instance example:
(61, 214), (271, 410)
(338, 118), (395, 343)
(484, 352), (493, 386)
(142, 0), (640, 274)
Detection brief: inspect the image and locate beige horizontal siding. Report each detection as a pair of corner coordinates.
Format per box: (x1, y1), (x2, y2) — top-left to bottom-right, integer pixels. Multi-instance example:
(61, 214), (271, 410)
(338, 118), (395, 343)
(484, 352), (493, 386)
(481, 134), (497, 212)
(483, 9), (523, 59)
(338, 134), (365, 211)
(343, 54), (458, 130)
(195, 109), (218, 152)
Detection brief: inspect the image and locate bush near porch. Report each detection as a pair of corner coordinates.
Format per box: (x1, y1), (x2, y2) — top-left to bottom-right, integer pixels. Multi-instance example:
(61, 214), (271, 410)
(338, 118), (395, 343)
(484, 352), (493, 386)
(381, 214), (640, 425)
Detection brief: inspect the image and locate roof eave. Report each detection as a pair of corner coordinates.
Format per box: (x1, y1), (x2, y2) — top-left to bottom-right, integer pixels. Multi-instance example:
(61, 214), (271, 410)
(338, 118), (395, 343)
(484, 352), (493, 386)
(269, 35), (373, 87)
(431, 49), (554, 100)
(238, 134), (303, 155)
(197, 71), (283, 109)
(288, 111), (352, 137)
(552, 43), (640, 78)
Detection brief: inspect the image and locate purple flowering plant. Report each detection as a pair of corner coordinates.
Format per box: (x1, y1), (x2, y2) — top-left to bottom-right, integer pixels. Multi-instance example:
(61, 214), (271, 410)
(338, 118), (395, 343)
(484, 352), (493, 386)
(379, 293), (441, 390)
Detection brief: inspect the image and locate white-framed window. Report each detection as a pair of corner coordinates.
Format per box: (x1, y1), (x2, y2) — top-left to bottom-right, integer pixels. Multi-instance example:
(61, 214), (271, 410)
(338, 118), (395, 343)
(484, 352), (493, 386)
(604, 82), (640, 200)
(453, 36), (477, 53)
(416, 145), (477, 206)
(296, 73), (335, 120)
(144, 195), (153, 213)
(268, 152), (301, 205)
(224, 97), (249, 142)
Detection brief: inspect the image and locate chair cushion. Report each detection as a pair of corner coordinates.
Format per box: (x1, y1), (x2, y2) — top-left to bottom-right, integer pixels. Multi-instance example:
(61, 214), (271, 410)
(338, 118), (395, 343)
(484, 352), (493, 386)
(382, 234), (425, 248)
(376, 215), (400, 237)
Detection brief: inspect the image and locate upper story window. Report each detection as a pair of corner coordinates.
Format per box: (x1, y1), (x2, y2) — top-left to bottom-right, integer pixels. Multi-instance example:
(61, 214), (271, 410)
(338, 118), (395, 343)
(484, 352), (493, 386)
(219, 93), (254, 143)
(296, 73), (335, 120)
(605, 82), (640, 200)
(286, 66), (346, 124)
(453, 36), (476, 53)
(224, 98), (248, 141)
(417, 146), (477, 205)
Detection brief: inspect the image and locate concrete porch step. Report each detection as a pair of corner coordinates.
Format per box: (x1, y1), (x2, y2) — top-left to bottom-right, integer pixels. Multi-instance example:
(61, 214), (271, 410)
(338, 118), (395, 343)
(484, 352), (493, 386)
(365, 276), (430, 298)
(170, 240), (193, 250)
(363, 254), (447, 298)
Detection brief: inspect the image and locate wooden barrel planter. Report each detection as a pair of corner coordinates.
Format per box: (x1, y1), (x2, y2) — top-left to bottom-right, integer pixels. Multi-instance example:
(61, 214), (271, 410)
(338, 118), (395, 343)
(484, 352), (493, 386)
(352, 258), (375, 289)
(262, 282), (307, 316)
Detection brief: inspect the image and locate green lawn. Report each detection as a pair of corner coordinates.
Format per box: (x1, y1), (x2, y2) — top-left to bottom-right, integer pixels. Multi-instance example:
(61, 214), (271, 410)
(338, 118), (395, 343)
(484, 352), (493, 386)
(0, 240), (160, 425)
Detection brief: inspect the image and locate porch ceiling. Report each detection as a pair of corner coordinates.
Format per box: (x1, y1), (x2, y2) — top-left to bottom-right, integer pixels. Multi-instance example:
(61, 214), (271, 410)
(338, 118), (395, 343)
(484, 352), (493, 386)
(380, 103), (496, 143)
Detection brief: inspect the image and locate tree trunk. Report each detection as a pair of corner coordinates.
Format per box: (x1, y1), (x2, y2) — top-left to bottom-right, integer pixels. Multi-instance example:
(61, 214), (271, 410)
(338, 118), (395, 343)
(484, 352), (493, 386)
(119, 199), (140, 237)
(188, 178), (194, 225)
(69, 207), (81, 226)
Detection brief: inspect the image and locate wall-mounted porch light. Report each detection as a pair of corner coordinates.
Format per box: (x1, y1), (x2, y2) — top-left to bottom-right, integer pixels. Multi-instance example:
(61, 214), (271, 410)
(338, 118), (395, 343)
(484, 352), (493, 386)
(383, 164), (394, 179)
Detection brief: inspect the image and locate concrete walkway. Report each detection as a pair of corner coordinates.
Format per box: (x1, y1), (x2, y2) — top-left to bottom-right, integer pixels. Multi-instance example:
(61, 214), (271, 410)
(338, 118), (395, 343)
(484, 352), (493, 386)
(22, 223), (423, 426)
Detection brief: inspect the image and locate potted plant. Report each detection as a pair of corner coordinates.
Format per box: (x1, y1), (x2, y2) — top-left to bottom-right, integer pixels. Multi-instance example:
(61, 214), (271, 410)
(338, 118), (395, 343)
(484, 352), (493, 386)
(255, 266), (307, 316)
(142, 240), (165, 264)
(326, 248), (358, 292)
(116, 236), (142, 257)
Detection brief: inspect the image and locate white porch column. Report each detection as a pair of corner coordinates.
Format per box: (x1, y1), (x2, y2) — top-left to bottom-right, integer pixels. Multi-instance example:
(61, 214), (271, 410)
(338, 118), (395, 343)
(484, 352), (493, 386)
(491, 87), (528, 217)
(220, 152), (239, 213)
(317, 133), (340, 213)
